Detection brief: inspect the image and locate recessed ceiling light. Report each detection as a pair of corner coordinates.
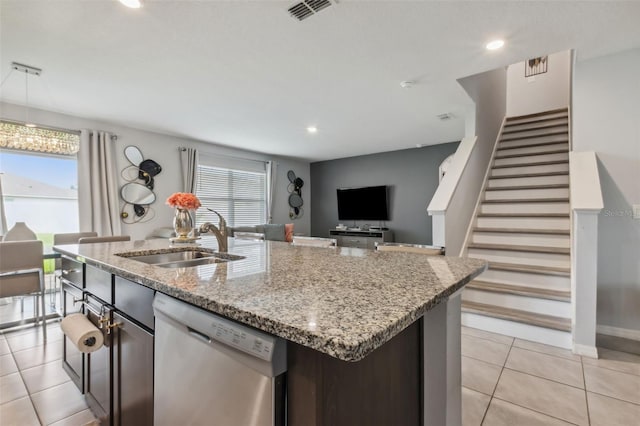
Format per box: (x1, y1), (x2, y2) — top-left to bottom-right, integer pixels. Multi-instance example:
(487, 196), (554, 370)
(486, 39), (505, 50)
(306, 126), (318, 134)
(119, 0), (142, 9)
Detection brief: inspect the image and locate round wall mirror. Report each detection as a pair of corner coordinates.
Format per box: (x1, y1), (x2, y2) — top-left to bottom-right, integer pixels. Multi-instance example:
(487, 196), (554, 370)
(121, 182), (156, 205)
(124, 145), (144, 166)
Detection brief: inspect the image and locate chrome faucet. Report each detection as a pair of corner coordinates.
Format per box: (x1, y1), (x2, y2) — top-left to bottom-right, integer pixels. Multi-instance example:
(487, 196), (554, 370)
(199, 208), (228, 252)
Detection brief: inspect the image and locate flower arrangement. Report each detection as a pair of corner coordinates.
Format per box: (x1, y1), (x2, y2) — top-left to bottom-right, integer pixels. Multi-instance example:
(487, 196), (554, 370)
(166, 192), (201, 210)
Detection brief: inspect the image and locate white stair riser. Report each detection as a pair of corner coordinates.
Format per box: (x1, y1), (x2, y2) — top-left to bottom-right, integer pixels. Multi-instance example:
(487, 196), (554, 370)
(468, 249), (570, 269)
(504, 118), (569, 133)
(484, 188), (569, 200)
(462, 289), (571, 318)
(501, 126), (568, 141)
(480, 202), (569, 214)
(479, 269), (570, 291)
(472, 232), (570, 248)
(494, 152), (569, 167)
(476, 217), (570, 230)
(506, 112), (568, 126)
(461, 313), (572, 349)
(495, 143), (568, 157)
(491, 163), (568, 176)
(499, 134), (568, 149)
(488, 174), (569, 188)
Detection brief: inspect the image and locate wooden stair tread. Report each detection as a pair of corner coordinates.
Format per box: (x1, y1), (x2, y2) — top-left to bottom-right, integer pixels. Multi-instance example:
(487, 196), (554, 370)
(505, 114), (569, 127)
(502, 124), (568, 136)
(466, 280), (571, 302)
(497, 140), (568, 151)
(503, 120), (569, 134)
(488, 262), (570, 276)
(492, 159), (568, 169)
(474, 227), (569, 235)
(462, 301), (571, 332)
(482, 197), (569, 204)
(495, 149), (569, 160)
(477, 213), (569, 218)
(489, 171), (569, 180)
(485, 184), (569, 191)
(468, 243), (570, 254)
(506, 108), (569, 121)
(501, 129), (568, 142)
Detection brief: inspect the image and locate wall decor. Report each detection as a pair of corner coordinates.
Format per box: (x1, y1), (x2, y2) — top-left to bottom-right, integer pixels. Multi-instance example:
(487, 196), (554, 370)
(120, 145), (162, 223)
(525, 56), (548, 77)
(287, 170), (304, 219)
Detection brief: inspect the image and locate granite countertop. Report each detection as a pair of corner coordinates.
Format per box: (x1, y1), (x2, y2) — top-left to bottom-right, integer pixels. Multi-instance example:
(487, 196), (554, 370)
(54, 238), (486, 361)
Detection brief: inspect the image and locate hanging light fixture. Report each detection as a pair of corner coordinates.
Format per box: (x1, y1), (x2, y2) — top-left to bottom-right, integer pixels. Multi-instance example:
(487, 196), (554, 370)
(0, 62), (79, 155)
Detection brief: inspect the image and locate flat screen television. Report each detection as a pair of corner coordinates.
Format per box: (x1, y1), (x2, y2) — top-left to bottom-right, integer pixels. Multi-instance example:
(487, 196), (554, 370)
(337, 185), (389, 221)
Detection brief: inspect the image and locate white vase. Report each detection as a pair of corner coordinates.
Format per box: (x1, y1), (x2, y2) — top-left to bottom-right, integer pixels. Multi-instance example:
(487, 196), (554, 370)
(3, 222), (37, 241)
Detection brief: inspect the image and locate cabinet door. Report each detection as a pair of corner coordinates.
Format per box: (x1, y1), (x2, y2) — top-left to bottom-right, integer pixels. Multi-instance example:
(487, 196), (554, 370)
(113, 312), (154, 426)
(85, 296), (112, 426)
(62, 281), (84, 392)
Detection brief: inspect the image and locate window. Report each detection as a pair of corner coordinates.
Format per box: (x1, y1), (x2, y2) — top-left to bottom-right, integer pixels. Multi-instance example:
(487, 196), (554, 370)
(0, 150), (79, 243)
(195, 155), (267, 228)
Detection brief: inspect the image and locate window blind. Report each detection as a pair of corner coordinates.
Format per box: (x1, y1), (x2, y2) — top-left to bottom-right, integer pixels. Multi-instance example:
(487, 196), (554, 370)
(195, 163), (267, 228)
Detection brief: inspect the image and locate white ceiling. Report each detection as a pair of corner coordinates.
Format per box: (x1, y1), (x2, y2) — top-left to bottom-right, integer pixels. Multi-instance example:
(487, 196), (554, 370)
(1, 1), (639, 162)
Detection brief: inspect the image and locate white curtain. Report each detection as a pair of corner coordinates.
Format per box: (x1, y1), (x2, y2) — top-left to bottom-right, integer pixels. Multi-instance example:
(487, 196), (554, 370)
(266, 161), (278, 223)
(180, 147), (199, 193)
(0, 174), (7, 235)
(78, 130), (121, 236)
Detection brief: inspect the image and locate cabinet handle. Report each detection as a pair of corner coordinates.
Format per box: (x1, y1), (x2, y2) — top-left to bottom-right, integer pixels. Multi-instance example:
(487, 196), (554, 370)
(62, 269), (81, 275)
(104, 321), (122, 334)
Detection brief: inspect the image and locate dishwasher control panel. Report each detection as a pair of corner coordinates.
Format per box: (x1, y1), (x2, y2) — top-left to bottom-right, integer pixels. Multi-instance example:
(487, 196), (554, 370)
(209, 318), (276, 361)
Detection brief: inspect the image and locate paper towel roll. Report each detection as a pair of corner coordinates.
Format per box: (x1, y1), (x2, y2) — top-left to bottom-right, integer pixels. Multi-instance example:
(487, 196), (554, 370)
(61, 313), (104, 353)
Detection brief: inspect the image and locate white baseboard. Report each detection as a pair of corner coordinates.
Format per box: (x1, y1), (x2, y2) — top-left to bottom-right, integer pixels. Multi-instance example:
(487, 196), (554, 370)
(597, 324), (640, 341)
(573, 343), (598, 359)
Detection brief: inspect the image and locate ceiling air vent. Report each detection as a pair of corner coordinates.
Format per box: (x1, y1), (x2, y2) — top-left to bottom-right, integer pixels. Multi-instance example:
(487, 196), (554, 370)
(288, 0), (333, 21)
(437, 113), (454, 121)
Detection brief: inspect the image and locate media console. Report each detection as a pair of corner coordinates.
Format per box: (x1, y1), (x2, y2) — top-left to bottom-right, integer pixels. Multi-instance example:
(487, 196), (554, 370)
(329, 229), (394, 249)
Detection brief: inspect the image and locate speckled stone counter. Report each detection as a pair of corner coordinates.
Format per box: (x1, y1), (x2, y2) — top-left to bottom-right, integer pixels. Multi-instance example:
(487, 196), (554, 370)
(54, 237), (486, 361)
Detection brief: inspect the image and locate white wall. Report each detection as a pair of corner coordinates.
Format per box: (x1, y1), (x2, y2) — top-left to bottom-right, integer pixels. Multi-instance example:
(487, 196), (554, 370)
(507, 50), (571, 117)
(443, 67), (507, 255)
(573, 48), (640, 335)
(0, 102), (311, 240)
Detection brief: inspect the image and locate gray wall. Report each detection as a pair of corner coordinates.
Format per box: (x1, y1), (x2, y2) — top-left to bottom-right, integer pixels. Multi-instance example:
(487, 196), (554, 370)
(572, 48), (640, 334)
(310, 142), (459, 244)
(1, 101), (311, 240)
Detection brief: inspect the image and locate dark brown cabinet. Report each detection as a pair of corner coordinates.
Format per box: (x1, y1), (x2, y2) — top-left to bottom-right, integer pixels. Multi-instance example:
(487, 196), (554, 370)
(61, 280), (84, 392)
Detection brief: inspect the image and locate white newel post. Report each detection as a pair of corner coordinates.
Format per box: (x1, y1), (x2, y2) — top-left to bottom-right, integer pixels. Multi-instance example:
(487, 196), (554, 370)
(569, 151), (603, 358)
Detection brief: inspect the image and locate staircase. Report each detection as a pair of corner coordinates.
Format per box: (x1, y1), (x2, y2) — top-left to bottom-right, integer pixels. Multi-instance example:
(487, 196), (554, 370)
(461, 107), (573, 349)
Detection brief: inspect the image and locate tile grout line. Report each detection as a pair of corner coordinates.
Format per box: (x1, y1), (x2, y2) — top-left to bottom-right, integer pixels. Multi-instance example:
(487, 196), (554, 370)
(489, 395), (581, 425)
(581, 355), (592, 426)
(8, 337), (46, 426)
(479, 335), (514, 425)
(500, 366), (585, 391)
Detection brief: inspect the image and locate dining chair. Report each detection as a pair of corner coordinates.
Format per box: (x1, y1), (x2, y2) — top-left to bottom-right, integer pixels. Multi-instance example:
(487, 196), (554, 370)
(375, 242), (445, 255)
(0, 240), (47, 338)
(53, 232), (99, 245)
(292, 236), (337, 248)
(234, 232), (266, 241)
(78, 235), (131, 244)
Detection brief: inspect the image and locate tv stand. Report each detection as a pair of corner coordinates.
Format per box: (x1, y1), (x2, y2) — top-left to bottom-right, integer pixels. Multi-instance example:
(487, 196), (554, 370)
(329, 229), (394, 249)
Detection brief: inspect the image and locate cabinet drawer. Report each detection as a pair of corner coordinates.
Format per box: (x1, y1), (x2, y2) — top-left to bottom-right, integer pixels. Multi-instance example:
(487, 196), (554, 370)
(115, 277), (155, 331)
(85, 265), (113, 304)
(61, 256), (84, 288)
(340, 236), (368, 249)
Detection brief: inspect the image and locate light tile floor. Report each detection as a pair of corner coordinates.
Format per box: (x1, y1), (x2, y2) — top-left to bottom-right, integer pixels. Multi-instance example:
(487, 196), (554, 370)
(0, 320), (98, 426)
(461, 326), (640, 426)
(1, 320), (639, 425)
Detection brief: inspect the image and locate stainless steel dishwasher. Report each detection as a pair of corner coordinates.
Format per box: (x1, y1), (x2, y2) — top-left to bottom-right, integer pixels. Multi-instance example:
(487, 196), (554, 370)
(153, 293), (287, 426)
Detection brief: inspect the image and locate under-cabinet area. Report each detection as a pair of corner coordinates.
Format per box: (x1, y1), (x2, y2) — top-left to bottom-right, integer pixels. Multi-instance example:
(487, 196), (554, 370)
(60, 256), (154, 426)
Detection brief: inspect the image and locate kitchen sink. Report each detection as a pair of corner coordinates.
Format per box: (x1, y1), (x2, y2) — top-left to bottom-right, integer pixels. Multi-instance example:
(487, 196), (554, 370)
(117, 249), (245, 268)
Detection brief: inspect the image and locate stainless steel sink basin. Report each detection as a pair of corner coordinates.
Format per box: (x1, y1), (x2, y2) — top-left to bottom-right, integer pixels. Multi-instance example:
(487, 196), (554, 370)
(117, 249), (245, 268)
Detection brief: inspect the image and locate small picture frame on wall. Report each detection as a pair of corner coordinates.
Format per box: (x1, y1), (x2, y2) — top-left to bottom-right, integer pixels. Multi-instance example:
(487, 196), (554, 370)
(525, 56), (548, 77)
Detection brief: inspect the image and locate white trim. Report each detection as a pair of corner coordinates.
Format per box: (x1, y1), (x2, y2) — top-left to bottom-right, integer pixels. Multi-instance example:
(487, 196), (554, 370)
(572, 343), (598, 359)
(597, 324), (640, 341)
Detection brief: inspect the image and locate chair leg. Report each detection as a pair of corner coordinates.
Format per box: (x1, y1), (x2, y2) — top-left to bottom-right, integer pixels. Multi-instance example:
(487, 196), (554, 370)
(38, 269), (47, 340)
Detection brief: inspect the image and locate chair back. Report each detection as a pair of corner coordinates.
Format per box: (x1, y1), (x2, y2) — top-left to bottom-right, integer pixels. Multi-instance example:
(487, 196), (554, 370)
(234, 232), (266, 241)
(375, 242), (444, 255)
(0, 240), (43, 298)
(53, 232), (98, 245)
(292, 236), (337, 248)
(78, 236), (131, 244)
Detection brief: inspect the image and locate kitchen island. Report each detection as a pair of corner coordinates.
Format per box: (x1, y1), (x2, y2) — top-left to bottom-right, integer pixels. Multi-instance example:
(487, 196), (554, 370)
(55, 237), (486, 425)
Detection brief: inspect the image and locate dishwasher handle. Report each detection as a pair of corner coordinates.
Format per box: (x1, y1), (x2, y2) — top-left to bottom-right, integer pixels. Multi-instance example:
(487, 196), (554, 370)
(187, 326), (211, 344)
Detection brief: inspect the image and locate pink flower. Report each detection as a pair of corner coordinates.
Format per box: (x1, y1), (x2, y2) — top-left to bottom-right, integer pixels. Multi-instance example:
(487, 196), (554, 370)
(166, 192), (201, 210)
